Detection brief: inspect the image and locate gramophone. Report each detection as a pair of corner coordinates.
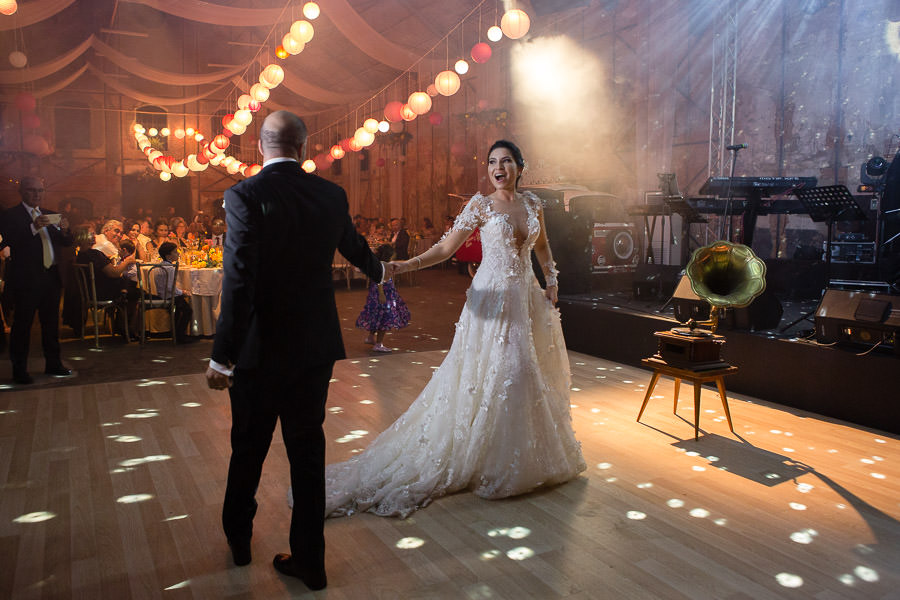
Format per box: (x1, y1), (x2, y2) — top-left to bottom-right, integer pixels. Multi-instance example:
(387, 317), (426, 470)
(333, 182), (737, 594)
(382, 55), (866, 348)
(654, 241), (767, 369)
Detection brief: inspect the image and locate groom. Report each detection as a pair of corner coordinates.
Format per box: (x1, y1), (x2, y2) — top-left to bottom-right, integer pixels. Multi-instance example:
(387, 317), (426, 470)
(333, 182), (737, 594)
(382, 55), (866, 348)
(206, 110), (388, 590)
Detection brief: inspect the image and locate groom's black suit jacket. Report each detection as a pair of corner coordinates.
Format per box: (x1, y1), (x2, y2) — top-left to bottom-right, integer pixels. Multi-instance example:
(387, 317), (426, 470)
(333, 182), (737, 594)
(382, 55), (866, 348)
(212, 160), (383, 372)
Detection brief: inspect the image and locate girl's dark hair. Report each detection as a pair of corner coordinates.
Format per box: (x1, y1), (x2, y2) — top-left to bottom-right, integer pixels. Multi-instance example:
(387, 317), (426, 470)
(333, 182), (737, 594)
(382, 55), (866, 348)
(375, 244), (395, 262)
(488, 139), (525, 186)
(119, 239), (136, 255)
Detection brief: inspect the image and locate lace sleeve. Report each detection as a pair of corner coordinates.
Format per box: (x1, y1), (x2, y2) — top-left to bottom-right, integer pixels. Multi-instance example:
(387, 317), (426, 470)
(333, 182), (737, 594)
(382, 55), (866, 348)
(450, 193), (485, 233)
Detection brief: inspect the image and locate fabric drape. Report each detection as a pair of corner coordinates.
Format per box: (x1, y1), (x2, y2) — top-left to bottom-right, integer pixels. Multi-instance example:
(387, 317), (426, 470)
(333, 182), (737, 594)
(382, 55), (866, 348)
(0, 0), (77, 31)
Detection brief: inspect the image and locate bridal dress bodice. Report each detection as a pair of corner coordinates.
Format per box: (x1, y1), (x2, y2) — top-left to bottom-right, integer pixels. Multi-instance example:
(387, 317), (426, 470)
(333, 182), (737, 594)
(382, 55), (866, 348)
(324, 192), (586, 518)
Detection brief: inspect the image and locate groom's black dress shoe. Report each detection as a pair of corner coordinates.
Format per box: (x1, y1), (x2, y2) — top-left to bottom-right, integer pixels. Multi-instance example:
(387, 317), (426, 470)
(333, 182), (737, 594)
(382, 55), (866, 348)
(45, 366), (72, 377)
(272, 553), (327, 590)
(228, 539), (252, 566)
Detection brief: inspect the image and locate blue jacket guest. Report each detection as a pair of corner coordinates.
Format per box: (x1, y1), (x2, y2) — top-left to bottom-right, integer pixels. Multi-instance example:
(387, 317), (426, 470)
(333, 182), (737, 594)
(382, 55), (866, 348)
(0, 176), (73, 384)
(205, 110), (388, 590)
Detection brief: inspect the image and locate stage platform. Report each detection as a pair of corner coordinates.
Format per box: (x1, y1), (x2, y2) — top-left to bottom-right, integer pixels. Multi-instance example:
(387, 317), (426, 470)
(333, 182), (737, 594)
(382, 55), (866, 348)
(1, 350), (898, 598)
(559, 285), (900, 435)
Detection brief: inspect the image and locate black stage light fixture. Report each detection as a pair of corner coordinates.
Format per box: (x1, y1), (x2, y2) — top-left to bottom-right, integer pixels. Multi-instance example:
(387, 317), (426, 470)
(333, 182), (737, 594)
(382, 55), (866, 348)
(860, 156), (889, 186)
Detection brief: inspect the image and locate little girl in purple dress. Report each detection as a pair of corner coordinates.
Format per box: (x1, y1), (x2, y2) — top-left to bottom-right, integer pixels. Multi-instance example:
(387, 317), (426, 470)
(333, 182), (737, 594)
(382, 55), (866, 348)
(356, 245), (411, 352)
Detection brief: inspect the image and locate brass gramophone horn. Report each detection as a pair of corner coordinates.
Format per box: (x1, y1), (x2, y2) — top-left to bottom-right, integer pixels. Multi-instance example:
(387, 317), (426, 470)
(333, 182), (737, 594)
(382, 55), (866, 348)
(683, 241), (767, 333)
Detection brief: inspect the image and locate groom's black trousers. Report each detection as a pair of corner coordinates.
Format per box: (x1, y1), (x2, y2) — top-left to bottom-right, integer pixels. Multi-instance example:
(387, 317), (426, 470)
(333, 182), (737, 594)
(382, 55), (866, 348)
(222, 362), (334, 570)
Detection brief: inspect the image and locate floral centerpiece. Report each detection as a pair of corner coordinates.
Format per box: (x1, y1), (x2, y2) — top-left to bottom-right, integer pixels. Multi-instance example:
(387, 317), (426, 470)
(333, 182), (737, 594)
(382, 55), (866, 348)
(186, 244), (223, 268)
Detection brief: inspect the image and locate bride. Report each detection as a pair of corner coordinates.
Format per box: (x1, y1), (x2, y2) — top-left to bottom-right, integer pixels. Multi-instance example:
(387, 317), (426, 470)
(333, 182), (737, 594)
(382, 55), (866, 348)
(315, 140), (586, 518)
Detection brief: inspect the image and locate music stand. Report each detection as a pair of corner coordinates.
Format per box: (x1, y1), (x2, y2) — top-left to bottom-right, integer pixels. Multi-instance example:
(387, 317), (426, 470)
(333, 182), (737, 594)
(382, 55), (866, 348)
(779, 185), (867, 332)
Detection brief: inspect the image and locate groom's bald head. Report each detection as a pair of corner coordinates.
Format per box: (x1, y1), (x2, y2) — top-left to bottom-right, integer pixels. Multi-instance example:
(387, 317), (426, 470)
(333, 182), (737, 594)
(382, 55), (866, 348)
(259, 111), (307, 161)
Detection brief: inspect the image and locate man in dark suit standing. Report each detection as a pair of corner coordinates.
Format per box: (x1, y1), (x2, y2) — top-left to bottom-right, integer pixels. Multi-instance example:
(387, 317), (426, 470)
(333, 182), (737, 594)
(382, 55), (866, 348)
(0, 176), (73, 384)
(206, 111), (388, 591)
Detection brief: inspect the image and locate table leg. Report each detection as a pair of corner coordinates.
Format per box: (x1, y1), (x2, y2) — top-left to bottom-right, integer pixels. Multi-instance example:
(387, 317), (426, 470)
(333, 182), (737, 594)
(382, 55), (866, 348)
(637, 370), (661, 422)
(673, 378), (681, 413)
(693, 381), (702, 441)
(715, 377), (735, 432)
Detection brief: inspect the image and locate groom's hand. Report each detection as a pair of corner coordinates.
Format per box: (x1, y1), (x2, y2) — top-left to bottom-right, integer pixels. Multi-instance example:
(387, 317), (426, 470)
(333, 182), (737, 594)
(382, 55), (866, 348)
(206, 367), (231, 390)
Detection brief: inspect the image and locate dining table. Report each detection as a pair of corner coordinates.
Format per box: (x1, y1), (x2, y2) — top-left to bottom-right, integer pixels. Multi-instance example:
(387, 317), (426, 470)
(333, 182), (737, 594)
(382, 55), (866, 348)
(141, 264), (224, 336)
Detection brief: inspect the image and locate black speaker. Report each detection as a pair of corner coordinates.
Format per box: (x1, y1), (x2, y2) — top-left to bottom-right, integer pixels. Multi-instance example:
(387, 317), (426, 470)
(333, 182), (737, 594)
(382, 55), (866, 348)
(670, 275), (784, 331)
(816, 289), (900, 352)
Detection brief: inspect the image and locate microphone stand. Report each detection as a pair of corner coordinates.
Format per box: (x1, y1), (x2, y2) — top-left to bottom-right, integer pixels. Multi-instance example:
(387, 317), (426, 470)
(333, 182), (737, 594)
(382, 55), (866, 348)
(720, 145), (745, 241)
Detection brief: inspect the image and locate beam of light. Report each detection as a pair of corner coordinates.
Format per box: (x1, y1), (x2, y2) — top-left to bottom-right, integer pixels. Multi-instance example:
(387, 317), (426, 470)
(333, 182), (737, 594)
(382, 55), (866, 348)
(13, 511), (56, 523)
(789, 529), (817, 544)
(101, 422), (121, 427)
(775, 573), (804, 588)
(117, 494), (154, 503)
(396, 537), (424, 549)
(112, 435), (142, 443)
(507, 527), (531, 539)
(689, 508), (710, 518)
(596, 462), (612, 470)
(164, 580), (191, 590)
(359, 400), (374, 405)
(480, 550), (501, 561)
(0, 409), (19, 414)
(118, 455), (171, 467)
(506, 547), (534, 561)
(136, 380), (166, 387)
(667, 499), (685, 508)
(789, 503), (807, 511)
(164, 515), (188, 521)
(626, 511), (646, 520)
(854, 566), (879, 582)
(124, 413), (158, 419)
(181, 402), (201, 407)
(887, 22), (900, 60)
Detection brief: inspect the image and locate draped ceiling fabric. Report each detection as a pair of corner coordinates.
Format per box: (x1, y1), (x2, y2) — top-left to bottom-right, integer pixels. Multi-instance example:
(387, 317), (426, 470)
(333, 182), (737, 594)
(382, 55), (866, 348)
(0, 36), (93, 84)
(0, 0), (77, 31)
(121, 0), (421, 71)
(87, 64), (232, 106)
(0, 64), (88, 100)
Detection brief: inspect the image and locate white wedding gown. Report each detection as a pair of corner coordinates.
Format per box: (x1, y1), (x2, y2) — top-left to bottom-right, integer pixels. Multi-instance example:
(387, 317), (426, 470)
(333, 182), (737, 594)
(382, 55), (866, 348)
(323, 191), (586, 518)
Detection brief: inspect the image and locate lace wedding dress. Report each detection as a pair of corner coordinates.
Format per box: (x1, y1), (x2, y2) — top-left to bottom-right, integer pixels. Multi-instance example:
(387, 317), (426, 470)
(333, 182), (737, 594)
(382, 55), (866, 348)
(324, 192), (586, 518)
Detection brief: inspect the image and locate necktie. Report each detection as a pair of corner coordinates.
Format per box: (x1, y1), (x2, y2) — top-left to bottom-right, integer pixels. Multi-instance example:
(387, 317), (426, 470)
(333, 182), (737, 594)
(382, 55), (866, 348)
(33, 208), (53, 268)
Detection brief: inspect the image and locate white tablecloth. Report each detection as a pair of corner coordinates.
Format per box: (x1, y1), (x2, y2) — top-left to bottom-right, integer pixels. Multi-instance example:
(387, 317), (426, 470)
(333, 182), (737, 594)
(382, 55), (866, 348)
(142, 265), (223, 336)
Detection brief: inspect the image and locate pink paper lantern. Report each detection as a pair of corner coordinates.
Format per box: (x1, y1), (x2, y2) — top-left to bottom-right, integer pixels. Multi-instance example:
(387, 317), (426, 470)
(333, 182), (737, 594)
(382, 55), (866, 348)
(471, 42), (492, 63)
(14, 92), (36, 113)
(428, 112), (443, 126)
(384, 101), (404, 123)
(22, 113), (41, 129)
(376, 157), (386, 167)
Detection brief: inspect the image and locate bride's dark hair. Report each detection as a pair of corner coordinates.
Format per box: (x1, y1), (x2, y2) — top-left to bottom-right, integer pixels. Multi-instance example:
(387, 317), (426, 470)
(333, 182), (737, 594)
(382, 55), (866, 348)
(488, 140), (525, 187)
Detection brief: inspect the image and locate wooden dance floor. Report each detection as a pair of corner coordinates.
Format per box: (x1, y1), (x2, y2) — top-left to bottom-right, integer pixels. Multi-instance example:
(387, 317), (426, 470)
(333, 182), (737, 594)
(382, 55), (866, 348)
(1, 350), (898, 599)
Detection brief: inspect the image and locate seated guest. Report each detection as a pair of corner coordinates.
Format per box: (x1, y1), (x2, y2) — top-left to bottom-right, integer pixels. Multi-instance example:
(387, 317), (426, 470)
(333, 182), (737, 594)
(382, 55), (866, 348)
(93, 219), (124, 258)
(390, 218), (410, 260)
(170, 217), (190, 249)
(74, 226), (136, 335)
(207, 218), (226, 247)
(124, 220), (150, 261)
(137, 219), (152, 257)
(145, 220), (170, 261)
(118, 239), (141, 335)
(154, 242), (194, 344)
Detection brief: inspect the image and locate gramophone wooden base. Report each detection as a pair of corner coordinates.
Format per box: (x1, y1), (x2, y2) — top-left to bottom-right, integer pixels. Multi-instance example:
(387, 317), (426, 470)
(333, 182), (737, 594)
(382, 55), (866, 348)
(653, 330), (728, 370)
(638, 357), (737, 441)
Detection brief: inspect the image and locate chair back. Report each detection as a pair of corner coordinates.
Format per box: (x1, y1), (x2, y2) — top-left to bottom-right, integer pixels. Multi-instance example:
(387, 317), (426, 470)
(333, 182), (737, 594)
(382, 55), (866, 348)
(74, 263), (100, 310)
(139, 262), (179, 304)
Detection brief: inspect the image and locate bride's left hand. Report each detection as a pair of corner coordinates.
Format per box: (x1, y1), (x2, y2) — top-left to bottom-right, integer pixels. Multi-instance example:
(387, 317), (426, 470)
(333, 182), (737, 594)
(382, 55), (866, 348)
(545, 284), (558, 306)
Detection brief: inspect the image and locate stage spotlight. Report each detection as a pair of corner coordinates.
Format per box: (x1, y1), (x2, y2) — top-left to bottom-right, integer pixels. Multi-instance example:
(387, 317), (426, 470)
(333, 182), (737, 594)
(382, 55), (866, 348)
(866, 156), (888, 177)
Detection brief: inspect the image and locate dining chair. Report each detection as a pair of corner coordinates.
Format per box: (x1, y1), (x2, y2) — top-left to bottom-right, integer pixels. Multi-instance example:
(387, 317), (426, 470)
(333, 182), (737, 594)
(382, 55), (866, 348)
(137, 262), (179, 345)
(74, 263), (128, 348)
(332, 250), (354, 290)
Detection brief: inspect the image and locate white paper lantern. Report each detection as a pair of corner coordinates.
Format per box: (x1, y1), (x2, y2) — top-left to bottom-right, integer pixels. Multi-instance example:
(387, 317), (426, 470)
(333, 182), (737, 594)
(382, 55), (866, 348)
(160, 127), (170, 137)
(8, 51), (26, 68)
(148, 128), (158, 136)
(159, 172), (172, 181)
(407, 91), (432, 115)
(0, 1), (18, 16)
(302, 159), (316, 173)
(250, 83), (270, 103)
(363, 118), (379, 133)
(282, 33), (305, 55)
(233, 109), (253, 126)
(487, 25), (503, 42)
(172, 161), (190, 177)
(237, 94), (252, 110)
(454, 59), (469, 75)
(227, 161), (241, 175)
(290, 20), (315, 44)
(330, 145), (345, 159)
(302, 2), (319, 19)
(378, 120), (390, 133)
(259, 64), (285, 89)
(500, 9), (530, 39)
(434, 70), (461, 96)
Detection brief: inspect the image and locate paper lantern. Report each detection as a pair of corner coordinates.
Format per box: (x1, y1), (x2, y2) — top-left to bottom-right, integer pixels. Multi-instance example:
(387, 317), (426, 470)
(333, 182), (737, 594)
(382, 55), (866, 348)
(246, 164), (262, 177)
(174, 128), (185, 139)
(233, 109), (253, 126)
(248, 99), (261, 112)
(196, 150), (210, 164)
(209, 154), (224, 166)
(237, 95), (252, 110)
(22, 113), (40, 129)
(400, 104), (417, 121)
(290, 20), (314, 44)
(259, 64), (285, 88)
(454, 59), (469, 75)
(376, 157), (386, 167)
(223, 129), (233, 137)
(363, 118), (379, 133)
(23, 134), (50, 156)
(378, 120), (390, 133)
(221, 156), (234, 168)
(426, 84), (438, 97)
(0, 1), (18, 16)
(186, 127), (195, 136)
(471, 42), (492, 63)
(213, 134), (230, 151)
(160, 127), (170, 136)
(348, 138), (363, 152)
(330, 145), (345, 159)
(428, 112), (443, 126)
(487, 26), (503, 42)
(14, 92), (35, 112)
(356, 129), (375, 147)
(148, 149), (163, 163)
(282, 33), (305, 55)
(384, 101), (404, 122)
(186, 154), (200, 171)
(275, 45), (289, 59)
(434, 70), (460, 96)
(501, 9), (530, 39)
(147, 127), (158, 136)
(222, 114), (234, 129)
(160, 172), (172, 181)
(303, 2), (319, 19)
(228, 122), (247, 135)
(314, 153), (331, 171)
(250, 83), (270, 103)
(339, 138), (353, 152)
(9, 51), (26, 68)
(226, 161), (242, 175)
(301, 159), (316, 173)
(194, 133), (204, 142)
(407, 91), (432, 115)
